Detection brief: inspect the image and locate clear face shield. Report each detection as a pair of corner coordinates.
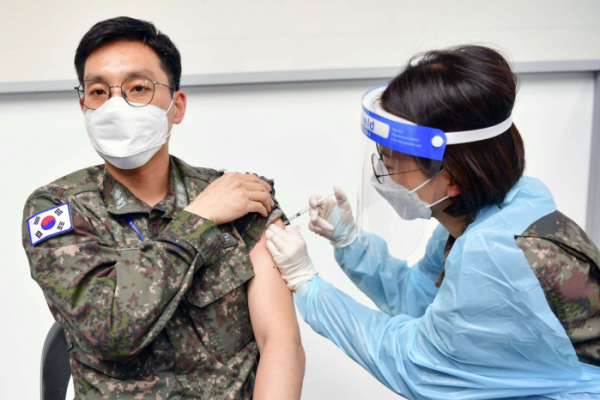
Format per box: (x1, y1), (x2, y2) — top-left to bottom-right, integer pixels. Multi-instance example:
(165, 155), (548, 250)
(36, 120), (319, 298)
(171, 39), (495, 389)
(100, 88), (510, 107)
(358, 86), (449, 260)
(357, 85), (514, 260)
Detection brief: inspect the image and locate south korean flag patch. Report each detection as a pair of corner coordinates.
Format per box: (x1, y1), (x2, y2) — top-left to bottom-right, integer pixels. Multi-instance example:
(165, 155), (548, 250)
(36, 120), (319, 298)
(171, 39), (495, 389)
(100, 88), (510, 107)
(27, 203), (73, 246)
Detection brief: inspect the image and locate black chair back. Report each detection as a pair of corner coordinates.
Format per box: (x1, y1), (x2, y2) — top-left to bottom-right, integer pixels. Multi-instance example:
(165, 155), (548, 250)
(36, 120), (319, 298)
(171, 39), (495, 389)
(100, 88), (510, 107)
(41, 322), (71, 400)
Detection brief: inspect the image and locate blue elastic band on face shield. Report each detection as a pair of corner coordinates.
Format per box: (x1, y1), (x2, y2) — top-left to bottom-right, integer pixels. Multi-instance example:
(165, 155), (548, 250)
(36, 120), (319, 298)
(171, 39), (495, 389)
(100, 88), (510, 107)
(361, 84), (515, 162)
(361, 85), (447, 162)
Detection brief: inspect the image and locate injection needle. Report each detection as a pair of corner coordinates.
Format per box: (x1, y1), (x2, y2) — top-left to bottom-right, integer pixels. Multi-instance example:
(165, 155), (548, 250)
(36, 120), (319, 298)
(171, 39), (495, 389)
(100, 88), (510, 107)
(283, 192), (336, 225)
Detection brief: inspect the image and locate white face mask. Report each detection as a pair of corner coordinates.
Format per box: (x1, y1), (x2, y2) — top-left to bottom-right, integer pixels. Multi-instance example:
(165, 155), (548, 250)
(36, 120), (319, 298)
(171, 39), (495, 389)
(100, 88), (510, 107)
(84, 97), (174, 169)
(371, 171), (450, 220)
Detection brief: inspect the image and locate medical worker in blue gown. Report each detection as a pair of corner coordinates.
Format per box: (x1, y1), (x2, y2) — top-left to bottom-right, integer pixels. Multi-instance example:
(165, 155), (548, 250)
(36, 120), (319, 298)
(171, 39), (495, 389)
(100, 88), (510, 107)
(265, 45), (600, 399)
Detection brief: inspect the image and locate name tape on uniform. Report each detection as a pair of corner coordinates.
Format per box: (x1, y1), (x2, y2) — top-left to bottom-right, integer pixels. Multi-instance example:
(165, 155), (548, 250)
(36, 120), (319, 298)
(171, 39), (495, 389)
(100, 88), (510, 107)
(27, 203), (73, 246)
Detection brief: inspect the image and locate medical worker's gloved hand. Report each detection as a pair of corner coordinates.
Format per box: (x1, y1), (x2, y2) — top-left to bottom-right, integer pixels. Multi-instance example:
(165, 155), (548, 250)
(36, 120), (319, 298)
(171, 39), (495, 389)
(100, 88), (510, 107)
(265, 224), (318, 291)
(308, 185), (357, 248)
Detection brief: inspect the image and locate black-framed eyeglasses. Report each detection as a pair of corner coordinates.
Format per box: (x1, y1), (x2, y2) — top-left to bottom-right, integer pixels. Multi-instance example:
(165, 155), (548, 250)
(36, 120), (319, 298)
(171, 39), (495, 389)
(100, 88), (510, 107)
(371, 146), (421, 184)
(74, 76), (176, 110)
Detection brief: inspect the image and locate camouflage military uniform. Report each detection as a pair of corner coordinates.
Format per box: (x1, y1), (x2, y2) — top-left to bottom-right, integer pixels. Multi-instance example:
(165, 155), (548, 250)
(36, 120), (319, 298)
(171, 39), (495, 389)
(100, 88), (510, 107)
(436, 210), (600, 366)
(22, 156), (285, 399)
(516, 211), (600, 366)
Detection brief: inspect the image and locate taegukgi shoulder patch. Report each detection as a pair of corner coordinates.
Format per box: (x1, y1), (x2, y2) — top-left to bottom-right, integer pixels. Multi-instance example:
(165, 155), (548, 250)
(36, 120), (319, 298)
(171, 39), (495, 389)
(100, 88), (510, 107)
(27, 202), (73, 246)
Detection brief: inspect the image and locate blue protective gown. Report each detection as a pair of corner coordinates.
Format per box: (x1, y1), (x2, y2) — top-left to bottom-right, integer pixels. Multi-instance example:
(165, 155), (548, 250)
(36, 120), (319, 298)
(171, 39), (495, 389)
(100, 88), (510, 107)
(295, 177), (600, 399)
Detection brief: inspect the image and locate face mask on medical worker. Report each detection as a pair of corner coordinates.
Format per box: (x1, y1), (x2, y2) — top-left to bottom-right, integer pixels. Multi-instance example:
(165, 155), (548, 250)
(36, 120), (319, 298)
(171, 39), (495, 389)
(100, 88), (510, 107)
(307, 172), (448, 252)
(305, 165), (448, 250)
(78, 77), (176, 170)
(369, 149), (449, 221)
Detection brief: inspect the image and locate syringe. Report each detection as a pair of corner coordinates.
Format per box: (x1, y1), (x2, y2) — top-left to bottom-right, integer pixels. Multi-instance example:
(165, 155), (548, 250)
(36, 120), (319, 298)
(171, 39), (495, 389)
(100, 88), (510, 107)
(283, 192), (336, 225)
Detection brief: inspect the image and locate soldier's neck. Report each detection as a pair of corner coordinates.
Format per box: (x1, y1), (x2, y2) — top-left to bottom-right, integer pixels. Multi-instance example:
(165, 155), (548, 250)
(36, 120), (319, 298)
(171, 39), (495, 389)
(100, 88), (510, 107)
(105, 145), (170, 208)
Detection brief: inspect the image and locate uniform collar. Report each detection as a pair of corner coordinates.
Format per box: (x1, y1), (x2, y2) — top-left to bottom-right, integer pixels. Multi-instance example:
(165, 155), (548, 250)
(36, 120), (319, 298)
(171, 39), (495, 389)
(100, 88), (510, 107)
(102, 156), (189, 217)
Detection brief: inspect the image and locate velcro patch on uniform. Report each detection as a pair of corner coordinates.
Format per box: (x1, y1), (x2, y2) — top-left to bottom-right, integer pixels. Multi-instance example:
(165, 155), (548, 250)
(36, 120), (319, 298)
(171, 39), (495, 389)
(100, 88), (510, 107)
(222, 231), (239, 249)
(27, 203), (73, 246)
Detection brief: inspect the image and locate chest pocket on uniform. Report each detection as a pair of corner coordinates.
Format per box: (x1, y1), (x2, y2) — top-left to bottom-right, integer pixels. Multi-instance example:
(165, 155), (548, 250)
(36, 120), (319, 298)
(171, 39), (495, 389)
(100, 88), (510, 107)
(185, 224), (256, 362)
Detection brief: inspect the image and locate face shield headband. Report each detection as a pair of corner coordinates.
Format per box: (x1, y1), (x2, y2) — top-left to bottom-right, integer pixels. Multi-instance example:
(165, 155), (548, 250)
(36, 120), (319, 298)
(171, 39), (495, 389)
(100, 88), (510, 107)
(361, 85), (514, 161)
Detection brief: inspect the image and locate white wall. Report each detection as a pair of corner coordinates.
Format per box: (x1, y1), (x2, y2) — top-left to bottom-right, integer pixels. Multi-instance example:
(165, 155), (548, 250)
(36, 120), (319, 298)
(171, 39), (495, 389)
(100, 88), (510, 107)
(1, 0), (600, 86)
(0, 72), (595, 399)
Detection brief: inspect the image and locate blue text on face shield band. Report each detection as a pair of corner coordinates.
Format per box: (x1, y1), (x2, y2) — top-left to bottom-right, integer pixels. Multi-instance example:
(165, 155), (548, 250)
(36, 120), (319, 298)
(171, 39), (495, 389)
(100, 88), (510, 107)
(361, 107), (447, 161)
(361, 87), (447, 161)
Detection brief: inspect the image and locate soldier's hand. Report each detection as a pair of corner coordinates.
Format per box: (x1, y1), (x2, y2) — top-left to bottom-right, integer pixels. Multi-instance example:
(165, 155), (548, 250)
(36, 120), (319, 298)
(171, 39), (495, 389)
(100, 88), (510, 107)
(185, 172), (274, 225)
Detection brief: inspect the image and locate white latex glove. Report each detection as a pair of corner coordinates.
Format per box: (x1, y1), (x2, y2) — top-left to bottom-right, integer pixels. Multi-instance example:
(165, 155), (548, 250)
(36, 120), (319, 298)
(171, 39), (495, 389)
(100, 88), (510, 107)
(265, 224), (318, 291)
(308, 185), (357, 248)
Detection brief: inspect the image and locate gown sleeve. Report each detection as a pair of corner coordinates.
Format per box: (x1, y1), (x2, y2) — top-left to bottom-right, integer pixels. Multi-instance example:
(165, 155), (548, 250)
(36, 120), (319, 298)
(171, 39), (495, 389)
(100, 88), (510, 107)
(295, 231), (600, 400)
(334, 224), (448, 317)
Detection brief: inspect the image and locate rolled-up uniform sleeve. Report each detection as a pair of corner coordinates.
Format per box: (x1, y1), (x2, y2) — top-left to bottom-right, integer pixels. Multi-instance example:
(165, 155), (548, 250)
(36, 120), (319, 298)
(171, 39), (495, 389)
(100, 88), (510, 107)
(233, 174), (287, 251)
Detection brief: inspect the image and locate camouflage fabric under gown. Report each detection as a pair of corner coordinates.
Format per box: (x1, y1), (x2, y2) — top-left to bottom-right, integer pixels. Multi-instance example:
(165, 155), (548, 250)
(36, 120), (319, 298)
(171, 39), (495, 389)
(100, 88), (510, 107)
(516, 211), (600, 366)
(436, 210), (600, 366)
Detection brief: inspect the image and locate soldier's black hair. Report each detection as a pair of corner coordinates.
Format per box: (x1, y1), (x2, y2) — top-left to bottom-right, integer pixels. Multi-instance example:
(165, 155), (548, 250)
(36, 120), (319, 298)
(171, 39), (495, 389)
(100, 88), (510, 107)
(380, 45), (525, 218)
(75, 17), (182, 91)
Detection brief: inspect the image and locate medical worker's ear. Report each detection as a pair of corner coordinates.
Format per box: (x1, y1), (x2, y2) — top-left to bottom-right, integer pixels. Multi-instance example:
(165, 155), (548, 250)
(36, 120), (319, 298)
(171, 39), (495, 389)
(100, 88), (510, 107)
(441, 170), (461, 197)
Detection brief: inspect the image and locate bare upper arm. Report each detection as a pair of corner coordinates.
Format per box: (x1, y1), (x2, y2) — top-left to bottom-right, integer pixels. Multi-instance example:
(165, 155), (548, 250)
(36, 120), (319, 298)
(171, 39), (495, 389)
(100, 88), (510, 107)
(247, 218), (301, 350)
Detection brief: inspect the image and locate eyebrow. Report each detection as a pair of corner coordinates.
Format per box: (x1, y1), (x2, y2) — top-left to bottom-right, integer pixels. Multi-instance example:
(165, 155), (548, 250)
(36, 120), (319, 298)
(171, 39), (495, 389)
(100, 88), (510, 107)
(84, 69), (157, 82)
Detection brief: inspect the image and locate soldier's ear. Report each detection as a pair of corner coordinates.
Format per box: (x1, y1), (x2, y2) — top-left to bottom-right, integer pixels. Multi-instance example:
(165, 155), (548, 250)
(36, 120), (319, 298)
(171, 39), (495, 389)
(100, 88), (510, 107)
(173, 91), (186, 125)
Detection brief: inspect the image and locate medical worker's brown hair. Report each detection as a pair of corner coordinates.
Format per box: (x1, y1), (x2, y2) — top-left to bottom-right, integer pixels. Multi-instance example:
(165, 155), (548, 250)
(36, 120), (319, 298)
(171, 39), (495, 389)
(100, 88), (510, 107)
(380, 45), (525, 218)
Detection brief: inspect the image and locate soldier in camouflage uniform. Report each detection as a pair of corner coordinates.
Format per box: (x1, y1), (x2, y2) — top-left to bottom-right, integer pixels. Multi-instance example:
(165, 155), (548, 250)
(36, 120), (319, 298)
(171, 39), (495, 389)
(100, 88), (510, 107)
(22, 17), (305, 400)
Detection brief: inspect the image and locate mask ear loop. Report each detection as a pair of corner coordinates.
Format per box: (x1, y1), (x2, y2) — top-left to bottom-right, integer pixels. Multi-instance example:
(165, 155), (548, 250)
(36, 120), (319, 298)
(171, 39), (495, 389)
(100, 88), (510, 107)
(164, 94), (176, 139)
(408, 168), (443, 194)
(409, 169), (450, 208)
(165, 95), (176, 114)
(426, 194), (450, 209)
